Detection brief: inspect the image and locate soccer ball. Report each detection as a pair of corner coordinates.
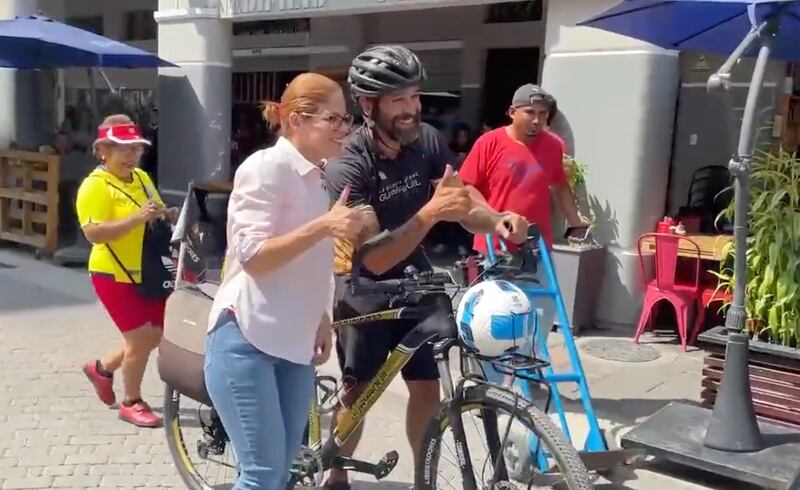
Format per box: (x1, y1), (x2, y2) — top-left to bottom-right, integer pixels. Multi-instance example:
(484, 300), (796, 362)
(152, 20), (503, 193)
(456, 280), (534, 358)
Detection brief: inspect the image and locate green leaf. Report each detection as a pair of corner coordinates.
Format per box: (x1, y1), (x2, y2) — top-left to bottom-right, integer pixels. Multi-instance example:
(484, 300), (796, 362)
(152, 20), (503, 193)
(768, 304), (781, 331)
(720, 148), (800, 345)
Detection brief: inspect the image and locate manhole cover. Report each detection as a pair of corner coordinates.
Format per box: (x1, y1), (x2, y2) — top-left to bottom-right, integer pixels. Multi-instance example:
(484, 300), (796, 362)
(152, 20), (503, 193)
(581, 339), (661, 363)
(0, 262), (15, 269)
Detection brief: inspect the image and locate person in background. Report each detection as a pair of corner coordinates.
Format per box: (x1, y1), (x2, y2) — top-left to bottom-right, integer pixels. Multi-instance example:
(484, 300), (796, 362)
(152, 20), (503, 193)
(422, 105), (444, 131)
(461, 84), (582, 253)
(460, 84), (584, 351)
(449, 123), (474, 164)
(427, 123), (477, 256)
(78, 114), (178, 428)
(140, 108), (159, 185)
(204, 73), (373, 490)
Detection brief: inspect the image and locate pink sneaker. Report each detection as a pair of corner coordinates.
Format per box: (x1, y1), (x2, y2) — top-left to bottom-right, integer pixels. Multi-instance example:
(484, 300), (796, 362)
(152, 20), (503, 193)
(119, 401), (162, 428)
(82, 361), (115, 406)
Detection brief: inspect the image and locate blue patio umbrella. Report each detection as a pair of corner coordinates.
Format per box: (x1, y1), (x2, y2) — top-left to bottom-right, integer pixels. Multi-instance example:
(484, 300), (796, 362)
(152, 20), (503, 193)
(0, 15), (174, 68)
(581, 0), (800, 455)
(0, 15), (174, 266)
(580, 0), (800, 61)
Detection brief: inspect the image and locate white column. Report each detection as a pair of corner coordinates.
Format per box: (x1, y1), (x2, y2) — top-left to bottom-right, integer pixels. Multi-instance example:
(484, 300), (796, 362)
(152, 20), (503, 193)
(155, 5), (233, 199)
(0, 0), (40, 148)
(542, 0), (680, 327)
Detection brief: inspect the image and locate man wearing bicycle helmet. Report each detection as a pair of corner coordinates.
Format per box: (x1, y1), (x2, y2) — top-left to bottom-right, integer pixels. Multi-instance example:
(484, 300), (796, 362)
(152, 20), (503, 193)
(324, 45), (528, 489)
(460, 84), (583, 254)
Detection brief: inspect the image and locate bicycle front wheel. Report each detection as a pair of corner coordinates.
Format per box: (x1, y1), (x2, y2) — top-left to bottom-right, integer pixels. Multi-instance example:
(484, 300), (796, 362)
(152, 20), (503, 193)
(415, 383), (592, 490)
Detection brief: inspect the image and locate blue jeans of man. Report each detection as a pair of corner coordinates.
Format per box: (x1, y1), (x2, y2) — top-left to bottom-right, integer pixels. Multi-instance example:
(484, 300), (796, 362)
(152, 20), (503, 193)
(204, 311), (315, 490)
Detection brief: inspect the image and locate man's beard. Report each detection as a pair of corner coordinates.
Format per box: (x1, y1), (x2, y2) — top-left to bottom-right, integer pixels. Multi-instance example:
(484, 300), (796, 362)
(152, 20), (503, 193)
(374, 107), (421, 146)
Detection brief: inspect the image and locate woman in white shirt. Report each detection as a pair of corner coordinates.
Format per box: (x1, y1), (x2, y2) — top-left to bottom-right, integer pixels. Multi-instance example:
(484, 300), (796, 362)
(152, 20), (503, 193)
(204, 72), (370, 490)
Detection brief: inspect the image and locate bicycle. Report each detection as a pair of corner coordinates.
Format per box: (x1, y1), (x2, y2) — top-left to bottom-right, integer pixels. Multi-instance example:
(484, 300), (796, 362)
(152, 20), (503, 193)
(160, 205), (592, 489)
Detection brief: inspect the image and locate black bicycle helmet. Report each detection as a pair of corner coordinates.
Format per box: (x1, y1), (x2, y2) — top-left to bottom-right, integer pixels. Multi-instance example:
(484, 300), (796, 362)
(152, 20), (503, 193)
(348, 45), (426, 98)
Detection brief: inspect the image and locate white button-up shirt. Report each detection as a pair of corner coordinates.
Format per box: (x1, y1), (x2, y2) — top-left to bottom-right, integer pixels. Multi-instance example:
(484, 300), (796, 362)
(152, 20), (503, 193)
(209, 137), (334, 365)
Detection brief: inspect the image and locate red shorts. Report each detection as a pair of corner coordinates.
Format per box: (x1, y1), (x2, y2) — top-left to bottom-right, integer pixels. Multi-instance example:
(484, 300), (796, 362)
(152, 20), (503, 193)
(91, 273), (166, 333)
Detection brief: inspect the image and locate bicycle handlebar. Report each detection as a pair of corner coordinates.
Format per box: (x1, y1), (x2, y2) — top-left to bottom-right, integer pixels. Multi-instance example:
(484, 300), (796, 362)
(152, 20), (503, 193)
(348, 224), (545, 297)
(481, 224), (543, 279)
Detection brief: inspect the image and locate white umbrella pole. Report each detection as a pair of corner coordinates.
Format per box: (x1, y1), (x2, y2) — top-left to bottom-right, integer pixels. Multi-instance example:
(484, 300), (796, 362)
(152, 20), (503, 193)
(87, 67), (99, 127)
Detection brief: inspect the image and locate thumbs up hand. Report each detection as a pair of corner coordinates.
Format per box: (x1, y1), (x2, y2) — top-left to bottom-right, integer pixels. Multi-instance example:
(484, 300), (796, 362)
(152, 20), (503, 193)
(325, 185), (367, 241)
(423, 165), (472, 223)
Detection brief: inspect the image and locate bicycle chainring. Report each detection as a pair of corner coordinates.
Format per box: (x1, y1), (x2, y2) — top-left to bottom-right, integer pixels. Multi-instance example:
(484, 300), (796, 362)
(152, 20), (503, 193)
(288, 445), (323, 487)
(198, 409), (228, 457)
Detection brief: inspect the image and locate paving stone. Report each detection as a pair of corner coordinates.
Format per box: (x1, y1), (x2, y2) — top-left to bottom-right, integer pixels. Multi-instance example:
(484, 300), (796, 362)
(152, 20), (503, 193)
(0, 249), (721, 490)
(1, 476), (54, 489)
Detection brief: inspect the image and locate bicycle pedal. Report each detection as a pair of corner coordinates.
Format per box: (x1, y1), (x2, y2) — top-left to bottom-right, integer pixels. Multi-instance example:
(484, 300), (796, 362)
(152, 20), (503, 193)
(331, 450), (398, 480)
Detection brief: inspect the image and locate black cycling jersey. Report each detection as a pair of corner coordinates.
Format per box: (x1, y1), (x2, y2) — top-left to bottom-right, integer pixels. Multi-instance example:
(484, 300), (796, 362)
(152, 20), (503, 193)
(324, 122), (457, 279)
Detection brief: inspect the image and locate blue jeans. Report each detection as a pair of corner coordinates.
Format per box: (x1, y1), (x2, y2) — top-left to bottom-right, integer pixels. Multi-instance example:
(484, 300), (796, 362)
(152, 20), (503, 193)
(204, 311), (315, 490)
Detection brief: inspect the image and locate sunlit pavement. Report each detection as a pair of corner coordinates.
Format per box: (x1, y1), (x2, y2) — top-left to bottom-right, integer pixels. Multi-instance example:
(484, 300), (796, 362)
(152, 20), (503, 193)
(0, 246), (745, 489)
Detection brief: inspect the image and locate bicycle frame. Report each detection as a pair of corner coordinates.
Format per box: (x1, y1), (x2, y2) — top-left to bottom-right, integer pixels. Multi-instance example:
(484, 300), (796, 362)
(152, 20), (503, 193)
(316, 302), (446, 468)
(309, 288), (531, 490)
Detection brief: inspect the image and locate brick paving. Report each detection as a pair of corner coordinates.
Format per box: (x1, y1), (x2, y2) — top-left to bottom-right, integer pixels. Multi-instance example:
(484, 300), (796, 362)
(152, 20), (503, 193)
(0, 247), (735, 490)
(0, 249), (418, 490)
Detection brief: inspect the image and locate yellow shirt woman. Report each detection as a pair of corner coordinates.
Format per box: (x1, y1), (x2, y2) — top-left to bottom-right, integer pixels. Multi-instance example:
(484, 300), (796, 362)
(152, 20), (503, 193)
(76, 167), (164, 283)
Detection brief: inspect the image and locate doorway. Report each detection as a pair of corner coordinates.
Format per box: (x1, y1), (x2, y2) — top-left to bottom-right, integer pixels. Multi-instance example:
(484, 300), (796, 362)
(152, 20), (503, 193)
(481, 47), (540, 128)
(230, 70), (301, 175)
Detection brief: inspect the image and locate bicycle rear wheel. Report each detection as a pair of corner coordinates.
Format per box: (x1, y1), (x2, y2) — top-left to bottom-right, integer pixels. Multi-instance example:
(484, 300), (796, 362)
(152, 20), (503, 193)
(415, 383), (592, 490)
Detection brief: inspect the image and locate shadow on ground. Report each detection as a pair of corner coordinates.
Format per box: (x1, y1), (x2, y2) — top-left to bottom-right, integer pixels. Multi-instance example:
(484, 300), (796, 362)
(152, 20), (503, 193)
(596, 459), (764, 490)
(0, 279), (94, 313)
(0, 247), (96, 314)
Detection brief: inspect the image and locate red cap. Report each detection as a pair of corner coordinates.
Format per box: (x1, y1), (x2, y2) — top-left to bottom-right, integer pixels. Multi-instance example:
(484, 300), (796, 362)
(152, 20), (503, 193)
(94, 124), (151, 146)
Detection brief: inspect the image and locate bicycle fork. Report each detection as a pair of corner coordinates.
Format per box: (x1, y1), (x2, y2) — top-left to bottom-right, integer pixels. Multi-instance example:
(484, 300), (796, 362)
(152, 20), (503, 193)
(434, 339), (509, 490)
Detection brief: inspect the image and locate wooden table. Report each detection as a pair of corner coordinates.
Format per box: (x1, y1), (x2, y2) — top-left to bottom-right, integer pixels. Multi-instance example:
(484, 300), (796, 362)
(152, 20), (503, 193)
(640, 234), (733, 261)
(194, 180), (233, 193)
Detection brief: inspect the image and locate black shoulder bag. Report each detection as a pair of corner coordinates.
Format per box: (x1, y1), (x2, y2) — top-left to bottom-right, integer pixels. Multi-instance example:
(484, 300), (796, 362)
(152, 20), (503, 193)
(102, 171), (174, 300)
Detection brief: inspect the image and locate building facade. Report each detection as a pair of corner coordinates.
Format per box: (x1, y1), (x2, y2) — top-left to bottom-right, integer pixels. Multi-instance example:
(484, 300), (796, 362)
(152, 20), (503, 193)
(0, 0), (785, 327)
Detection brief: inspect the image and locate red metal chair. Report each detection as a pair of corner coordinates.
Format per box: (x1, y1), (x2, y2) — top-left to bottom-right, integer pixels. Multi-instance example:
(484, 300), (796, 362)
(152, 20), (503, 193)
(634, 233), (702, 351)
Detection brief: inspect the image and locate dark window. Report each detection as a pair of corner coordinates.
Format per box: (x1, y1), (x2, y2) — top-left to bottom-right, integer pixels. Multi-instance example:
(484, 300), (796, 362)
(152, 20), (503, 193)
(485, 1), (543, 24)
(125, 10), (157, 41)
(233, 19), (310, 36)
(482, 47), (540, 127)
(65, 15), (104, 35)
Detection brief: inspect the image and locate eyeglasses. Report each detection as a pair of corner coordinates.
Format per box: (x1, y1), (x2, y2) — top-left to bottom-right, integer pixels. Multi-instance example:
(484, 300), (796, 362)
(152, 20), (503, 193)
(301, 112), (354, 131)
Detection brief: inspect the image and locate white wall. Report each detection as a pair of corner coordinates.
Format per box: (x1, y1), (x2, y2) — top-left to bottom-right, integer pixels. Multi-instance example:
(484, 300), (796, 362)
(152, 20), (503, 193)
(542, 0), (681, 327)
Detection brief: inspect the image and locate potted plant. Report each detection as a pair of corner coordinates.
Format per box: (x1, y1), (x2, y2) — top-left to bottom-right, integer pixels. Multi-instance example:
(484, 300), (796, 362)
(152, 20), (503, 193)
(551, 155), (607, 334)
(698, 148), (800, 429)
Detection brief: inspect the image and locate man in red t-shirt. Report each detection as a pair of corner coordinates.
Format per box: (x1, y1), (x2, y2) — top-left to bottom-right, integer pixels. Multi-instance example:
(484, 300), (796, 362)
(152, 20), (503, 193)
(460, 84), (582, 254)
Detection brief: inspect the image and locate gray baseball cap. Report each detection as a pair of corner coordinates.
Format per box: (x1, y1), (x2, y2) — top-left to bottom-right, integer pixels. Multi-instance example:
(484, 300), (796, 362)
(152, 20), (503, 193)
(511, 83), (555, 108)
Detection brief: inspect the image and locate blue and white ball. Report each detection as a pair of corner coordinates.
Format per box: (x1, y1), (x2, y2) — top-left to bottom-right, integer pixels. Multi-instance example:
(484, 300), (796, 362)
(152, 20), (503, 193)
(456, 280), (534, 357)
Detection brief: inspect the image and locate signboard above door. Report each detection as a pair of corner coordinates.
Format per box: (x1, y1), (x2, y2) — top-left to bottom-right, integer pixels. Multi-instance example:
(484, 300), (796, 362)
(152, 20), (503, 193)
(220, 0), (509, 19)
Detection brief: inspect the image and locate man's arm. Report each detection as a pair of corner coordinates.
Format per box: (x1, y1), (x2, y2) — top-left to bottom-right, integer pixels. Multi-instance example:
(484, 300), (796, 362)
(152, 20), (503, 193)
(363, 209), (438, 275)
(449, 132), (509, 235)
(433, 169), (504, 235)
(462, 209), (503, 235)
(553, 183), (583, 227)
(549, 139), (583, 227)
(363, 165), (471, 275)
